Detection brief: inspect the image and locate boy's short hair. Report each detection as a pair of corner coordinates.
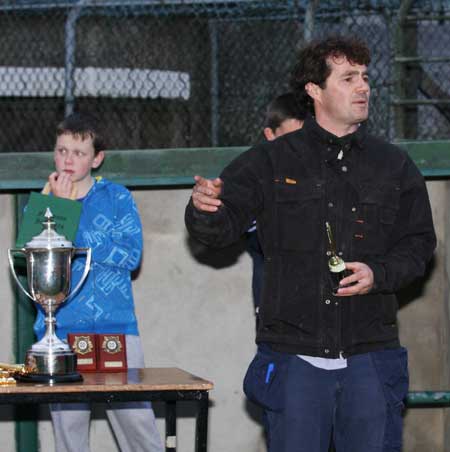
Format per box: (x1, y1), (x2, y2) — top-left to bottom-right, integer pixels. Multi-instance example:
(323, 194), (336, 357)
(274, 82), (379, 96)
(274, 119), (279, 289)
(290, 35), (371, 111)
(56, 113), (106, 155)
(264, 92), (308, 132)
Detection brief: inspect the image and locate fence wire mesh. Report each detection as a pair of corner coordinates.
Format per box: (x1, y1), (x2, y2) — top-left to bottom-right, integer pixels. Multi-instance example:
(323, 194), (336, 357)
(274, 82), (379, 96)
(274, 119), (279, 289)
(0, 0), (449, 152)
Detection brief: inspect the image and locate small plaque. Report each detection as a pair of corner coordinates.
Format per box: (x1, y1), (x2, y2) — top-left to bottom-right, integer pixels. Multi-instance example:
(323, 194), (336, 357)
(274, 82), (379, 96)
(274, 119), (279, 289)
(97, 334), (127, 372)
(68, 333), (97, 372)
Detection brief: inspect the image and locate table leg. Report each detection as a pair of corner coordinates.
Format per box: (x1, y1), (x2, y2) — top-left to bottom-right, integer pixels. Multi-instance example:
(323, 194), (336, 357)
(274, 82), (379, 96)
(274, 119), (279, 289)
(165, 400), (177, 452)
(195, 392), (209, 452)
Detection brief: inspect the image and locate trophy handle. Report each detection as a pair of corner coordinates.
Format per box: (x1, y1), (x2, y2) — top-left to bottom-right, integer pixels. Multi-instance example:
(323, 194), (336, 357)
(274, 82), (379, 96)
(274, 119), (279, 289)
(66, 247), (92, 301)
(8, 249), (34, 301)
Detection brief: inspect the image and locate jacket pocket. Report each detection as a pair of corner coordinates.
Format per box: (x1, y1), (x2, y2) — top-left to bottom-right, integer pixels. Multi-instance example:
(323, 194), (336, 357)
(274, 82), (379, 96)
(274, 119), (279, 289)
(275, 178), (323, 252)
(243, 345), (290, 412)
(350, 294), (399, 344)
(355, 183), (401, 254)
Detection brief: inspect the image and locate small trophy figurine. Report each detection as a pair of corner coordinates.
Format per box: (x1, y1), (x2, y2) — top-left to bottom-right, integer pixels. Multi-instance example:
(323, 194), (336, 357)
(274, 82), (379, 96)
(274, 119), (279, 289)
(326, 222), (350, 294)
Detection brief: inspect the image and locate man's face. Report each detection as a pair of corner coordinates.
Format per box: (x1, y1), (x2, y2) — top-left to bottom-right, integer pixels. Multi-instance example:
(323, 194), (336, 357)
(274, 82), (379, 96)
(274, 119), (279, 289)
(310, 56), (370, 135)
(54, 133), (103, 184)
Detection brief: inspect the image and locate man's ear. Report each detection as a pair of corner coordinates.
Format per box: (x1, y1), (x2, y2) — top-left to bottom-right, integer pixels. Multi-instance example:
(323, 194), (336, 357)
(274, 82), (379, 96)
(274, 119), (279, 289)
(305, 82), (321, 102)
(92, 150), (105, 169)
(263, 127), (276, 141)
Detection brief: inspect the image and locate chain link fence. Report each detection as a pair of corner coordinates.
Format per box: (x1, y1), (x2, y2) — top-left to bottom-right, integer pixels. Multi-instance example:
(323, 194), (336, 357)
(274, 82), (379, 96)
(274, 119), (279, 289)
(0, 0), (449, 152)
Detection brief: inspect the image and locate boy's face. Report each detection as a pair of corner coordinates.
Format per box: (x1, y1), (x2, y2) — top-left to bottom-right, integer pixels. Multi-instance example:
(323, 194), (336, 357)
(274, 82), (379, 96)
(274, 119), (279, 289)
(54, 132), (104, 184)
(274, 118), (304, 138)
(264, 118), (304, 141)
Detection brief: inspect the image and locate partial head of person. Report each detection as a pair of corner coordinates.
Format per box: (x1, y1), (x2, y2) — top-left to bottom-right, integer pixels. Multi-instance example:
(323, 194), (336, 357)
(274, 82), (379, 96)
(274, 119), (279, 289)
(263, 92), (307, 141)
(290, 35), (371, 137)
(54, 112), (105, 186)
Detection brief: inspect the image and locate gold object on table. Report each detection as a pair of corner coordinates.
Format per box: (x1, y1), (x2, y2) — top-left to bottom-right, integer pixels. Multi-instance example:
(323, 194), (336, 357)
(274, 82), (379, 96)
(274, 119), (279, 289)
(0, 362), (28, 385)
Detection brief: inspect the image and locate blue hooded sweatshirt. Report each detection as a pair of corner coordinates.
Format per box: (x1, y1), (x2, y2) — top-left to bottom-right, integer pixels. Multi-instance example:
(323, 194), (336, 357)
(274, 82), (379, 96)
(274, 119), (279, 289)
(34, 178), (142, 341)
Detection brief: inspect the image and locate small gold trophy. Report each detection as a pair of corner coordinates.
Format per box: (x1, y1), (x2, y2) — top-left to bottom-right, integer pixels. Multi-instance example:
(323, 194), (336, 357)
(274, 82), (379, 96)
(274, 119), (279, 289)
(326, 222), (350, 294)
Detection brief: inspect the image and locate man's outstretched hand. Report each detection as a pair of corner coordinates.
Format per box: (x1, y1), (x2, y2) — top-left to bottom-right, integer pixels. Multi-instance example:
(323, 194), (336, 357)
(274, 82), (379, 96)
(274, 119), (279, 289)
(191, 175), (223, 212)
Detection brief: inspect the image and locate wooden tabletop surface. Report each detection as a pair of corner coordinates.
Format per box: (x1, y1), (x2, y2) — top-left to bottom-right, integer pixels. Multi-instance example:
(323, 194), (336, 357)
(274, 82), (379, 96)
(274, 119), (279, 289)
(0, 368), (213, 394)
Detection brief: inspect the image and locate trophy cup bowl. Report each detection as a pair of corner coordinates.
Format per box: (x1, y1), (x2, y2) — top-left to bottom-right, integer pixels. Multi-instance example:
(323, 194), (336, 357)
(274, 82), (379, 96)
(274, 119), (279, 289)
(8, 208), (91, 383)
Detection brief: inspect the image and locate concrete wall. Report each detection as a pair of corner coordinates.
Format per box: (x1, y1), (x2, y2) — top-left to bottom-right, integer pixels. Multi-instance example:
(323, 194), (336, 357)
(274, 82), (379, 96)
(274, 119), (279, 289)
(0, 181), (448, 451)
(401, 181), (450, 452)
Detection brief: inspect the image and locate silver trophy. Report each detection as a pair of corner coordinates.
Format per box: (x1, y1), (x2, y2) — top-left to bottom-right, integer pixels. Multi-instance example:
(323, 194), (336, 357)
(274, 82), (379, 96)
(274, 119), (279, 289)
(8, 208), (91, 382)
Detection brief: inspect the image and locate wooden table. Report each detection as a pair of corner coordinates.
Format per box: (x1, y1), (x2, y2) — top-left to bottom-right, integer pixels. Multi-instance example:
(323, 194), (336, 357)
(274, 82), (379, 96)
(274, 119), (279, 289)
(0, 367), (213, 452)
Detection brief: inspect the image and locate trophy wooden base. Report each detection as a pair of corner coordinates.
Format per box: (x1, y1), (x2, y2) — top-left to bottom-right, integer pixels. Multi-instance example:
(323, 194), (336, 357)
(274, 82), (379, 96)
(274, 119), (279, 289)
(15, 372), (83, 383)
(17, 346), (85, 382)
(24, 349), (80, 379)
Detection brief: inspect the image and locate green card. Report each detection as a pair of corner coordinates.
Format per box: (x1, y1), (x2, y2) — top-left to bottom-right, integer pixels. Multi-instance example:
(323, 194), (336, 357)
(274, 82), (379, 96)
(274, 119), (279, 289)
(16, 192), (82, 248)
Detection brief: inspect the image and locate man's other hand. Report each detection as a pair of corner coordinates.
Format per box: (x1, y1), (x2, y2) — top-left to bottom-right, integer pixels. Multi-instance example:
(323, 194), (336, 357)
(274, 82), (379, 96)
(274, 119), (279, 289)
(336, 262), (374, 296)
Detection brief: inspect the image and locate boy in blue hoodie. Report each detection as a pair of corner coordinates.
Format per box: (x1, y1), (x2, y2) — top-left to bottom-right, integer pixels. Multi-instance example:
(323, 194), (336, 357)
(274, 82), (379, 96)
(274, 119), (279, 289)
(35, 113), (163, 452)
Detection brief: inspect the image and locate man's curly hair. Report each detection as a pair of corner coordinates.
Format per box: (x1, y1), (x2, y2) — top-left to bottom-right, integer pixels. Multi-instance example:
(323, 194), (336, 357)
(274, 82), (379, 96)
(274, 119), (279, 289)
(290, 36), (371, 112)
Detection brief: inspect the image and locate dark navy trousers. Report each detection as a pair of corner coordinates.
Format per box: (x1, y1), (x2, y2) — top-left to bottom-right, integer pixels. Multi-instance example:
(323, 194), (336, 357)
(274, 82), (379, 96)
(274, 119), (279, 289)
(244, 345), (408, 452)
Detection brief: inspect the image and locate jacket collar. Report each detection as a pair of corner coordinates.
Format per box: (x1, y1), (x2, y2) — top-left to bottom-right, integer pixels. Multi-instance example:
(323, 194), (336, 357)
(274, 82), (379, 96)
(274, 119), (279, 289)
(303, 114), (366, 150)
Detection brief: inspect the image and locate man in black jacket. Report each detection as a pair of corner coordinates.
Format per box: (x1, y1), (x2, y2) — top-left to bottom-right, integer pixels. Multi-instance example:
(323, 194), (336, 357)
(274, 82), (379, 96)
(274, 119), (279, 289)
(247, 92), (308, 324)
(185, 36), (436, 452)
